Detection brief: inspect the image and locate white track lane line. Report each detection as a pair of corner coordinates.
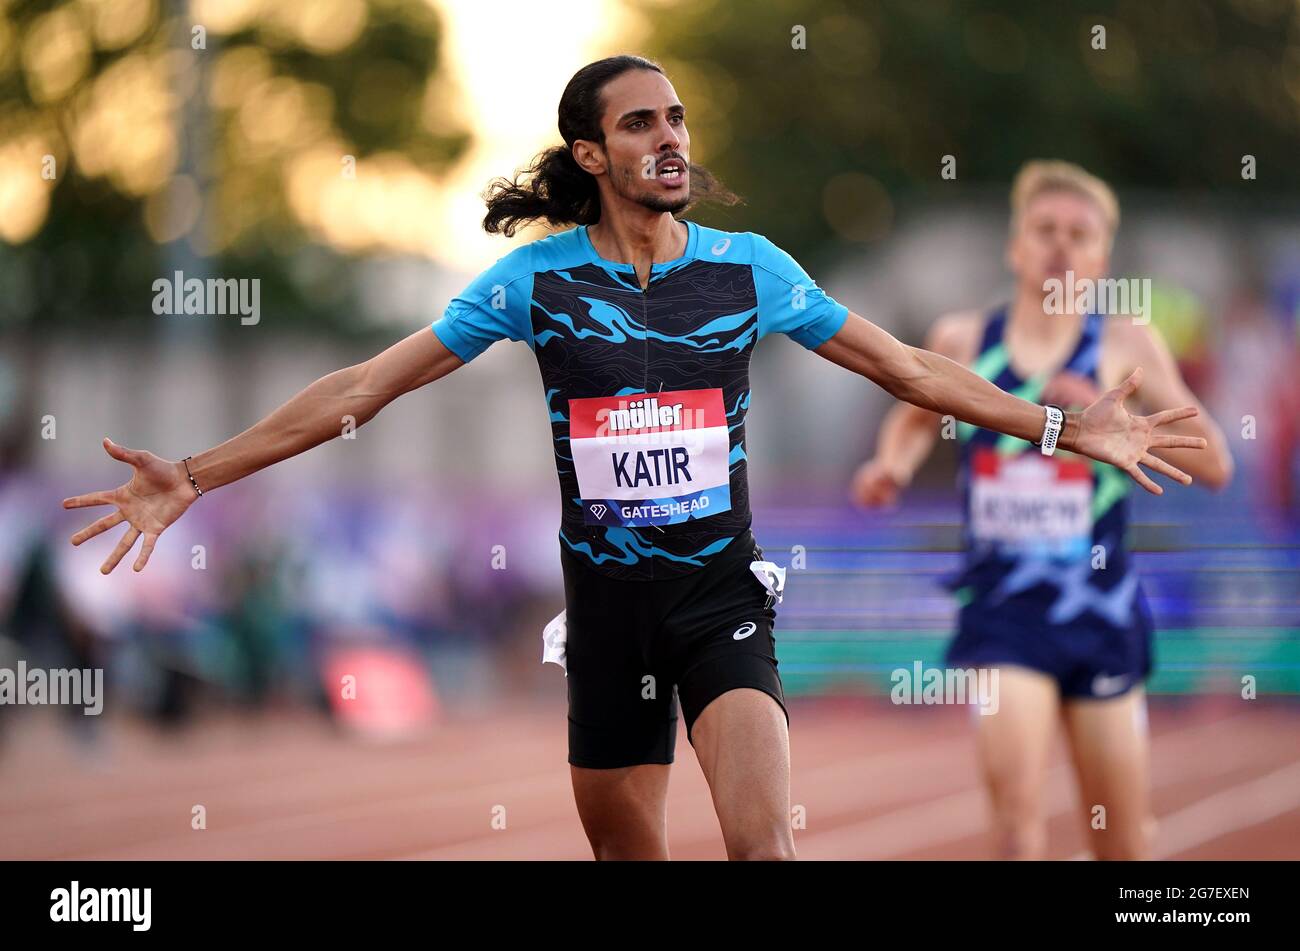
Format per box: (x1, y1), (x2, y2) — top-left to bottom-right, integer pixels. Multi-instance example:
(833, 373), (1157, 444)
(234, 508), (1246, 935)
(1066, 759), (1300, 861)
(797, 710), (1264, 860)
(386, 732), (977, 859)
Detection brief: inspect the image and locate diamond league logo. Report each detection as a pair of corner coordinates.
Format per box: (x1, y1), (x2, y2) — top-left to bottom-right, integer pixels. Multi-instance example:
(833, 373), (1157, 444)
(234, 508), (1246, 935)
(589, 503), (608, 520)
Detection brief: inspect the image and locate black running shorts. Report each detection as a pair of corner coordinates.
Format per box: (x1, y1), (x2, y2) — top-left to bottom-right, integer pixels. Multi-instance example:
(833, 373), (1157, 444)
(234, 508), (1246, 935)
(561, 529), (788, 769)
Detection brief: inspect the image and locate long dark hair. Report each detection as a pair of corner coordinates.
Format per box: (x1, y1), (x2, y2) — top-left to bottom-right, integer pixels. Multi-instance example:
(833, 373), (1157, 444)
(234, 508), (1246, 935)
(483, 55), (741, 236)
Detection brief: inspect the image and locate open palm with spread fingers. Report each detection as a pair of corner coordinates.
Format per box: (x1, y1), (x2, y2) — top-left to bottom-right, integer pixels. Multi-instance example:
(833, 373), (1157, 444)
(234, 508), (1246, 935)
(1072, 367), (1208, 494)
(63, 437), (198, 574)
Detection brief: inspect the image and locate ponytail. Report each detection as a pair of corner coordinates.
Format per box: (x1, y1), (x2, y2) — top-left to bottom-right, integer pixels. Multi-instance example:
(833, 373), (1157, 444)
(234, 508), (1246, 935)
(483, 146), (601, 237)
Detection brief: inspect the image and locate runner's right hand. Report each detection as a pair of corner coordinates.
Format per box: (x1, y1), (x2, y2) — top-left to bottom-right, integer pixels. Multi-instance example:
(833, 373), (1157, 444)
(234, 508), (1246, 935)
(850, 458), (907, 508)
(63, 437), (198, 574)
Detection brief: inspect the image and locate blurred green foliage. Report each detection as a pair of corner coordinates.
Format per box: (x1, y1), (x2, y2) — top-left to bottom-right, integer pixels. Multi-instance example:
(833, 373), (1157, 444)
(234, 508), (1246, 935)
(0, 0), (464, 335)
(639, 0), (1300, 266)
(3, 0), (1299, 334)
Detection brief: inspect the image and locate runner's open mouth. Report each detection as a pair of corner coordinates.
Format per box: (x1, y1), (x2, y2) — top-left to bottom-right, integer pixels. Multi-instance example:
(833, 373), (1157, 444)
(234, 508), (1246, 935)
(656, 158), (686, 181)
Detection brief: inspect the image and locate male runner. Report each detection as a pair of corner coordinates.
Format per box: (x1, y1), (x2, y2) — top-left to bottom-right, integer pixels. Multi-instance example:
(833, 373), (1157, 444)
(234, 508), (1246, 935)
(851, 160), (1233, 859)
(65, 58), (1206, 861)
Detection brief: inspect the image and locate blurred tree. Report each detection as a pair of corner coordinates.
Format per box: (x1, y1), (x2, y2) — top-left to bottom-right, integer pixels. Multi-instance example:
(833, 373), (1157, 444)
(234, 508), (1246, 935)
(0, 0), (468, 334)
(639, 0), (1300, 268)
(4, 0), (1299, 332)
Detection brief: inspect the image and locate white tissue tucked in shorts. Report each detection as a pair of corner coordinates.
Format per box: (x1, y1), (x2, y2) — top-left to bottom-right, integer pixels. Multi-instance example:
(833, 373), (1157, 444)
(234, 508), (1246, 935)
(542, 609), (568, 675)
(749, 561), (787, 604)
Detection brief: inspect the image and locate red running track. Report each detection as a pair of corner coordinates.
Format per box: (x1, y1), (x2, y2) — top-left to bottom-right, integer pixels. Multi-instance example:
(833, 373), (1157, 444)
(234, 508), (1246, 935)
(0, 696), (1296, 860)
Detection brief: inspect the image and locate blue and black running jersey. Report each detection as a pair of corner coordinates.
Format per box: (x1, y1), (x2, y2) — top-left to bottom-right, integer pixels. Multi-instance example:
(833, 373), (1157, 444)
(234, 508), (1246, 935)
(431, 221), (849, 580)
(947, 306), (1153, 643)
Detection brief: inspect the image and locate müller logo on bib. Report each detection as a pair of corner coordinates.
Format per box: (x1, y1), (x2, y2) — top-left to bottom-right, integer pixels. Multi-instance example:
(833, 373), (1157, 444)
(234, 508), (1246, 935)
(569, 388), (731, 527)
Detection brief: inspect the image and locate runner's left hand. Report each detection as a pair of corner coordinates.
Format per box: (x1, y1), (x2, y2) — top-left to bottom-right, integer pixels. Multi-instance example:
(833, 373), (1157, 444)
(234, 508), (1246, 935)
(1069, 367), (1207, 494)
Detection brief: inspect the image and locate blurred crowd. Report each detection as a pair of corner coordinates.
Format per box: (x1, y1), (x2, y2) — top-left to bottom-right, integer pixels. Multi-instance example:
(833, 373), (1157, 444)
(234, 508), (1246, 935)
(0, 466), (563, 743)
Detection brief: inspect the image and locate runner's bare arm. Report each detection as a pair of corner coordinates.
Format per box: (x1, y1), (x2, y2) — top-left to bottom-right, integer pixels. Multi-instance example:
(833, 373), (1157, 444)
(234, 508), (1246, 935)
(817, 312), (1208, 495)
(849, 313), (980, 506)
(63, 328), (463, 574)
(184, 328), (461, 491)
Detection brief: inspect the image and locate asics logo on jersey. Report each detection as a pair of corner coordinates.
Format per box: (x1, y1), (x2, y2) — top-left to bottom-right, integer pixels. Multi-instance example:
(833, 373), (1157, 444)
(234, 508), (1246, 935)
(589, 503), (608, 519)
(732, 621), (757, 640)
(711, 237), (731, 255)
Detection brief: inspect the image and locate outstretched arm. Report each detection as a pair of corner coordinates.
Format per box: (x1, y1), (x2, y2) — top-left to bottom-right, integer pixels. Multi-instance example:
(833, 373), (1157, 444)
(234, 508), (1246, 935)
(181, 329), (461, 491)
(850, 312), (979, 507)
(818, 312), (1207, 494)
(64, 328), (464, 574)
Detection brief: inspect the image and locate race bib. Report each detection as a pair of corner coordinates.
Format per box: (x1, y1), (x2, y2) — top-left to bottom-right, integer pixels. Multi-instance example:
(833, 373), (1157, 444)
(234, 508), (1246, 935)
(969, 448), (1093, 558)
(569, 388), (732, 527)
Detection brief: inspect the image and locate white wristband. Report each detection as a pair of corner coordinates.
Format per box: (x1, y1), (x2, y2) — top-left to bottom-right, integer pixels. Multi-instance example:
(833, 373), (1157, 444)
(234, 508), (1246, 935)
(1039, 404), (1065, 456)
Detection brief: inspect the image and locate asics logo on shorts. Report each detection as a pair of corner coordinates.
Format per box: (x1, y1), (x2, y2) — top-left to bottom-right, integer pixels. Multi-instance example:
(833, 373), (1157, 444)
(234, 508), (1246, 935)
(732, 621), (758, 640)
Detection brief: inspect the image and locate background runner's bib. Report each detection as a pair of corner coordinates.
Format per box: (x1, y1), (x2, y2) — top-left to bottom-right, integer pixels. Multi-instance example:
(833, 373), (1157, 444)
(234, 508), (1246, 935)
(948, 307), (1151, 651)
(969, 445), (1093, 558)
(569, 388), (731, 527)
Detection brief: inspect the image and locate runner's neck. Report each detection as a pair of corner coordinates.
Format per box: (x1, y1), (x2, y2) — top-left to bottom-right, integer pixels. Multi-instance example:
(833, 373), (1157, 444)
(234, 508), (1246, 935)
(1003, 294), (1088, 379)
(587, 211), (688, 289)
